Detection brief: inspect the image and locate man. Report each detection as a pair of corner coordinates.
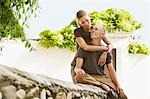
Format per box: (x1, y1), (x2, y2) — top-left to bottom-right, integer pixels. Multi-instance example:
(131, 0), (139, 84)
(71, 24), (127, 99)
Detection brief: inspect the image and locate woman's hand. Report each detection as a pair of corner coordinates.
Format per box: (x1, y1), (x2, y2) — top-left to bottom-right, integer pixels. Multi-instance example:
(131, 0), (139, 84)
(98, 52), (107, 66)
(74, 68), (85, 80)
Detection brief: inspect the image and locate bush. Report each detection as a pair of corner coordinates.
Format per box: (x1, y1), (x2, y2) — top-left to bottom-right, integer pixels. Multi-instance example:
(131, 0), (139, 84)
(39, 25), (76, 51)
(128, 43), (150, 55)
(89, 8), (142, 32)
(59, 25), (76, 51)
(39, 29), (64, 48)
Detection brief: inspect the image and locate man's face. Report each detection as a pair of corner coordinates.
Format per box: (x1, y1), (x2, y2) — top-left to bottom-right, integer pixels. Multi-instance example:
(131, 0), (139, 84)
(90, 25), (102, 39)
(78, 15), (91, 30)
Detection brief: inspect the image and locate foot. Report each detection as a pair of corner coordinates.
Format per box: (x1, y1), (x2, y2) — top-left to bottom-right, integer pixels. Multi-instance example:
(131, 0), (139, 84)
(118, 94), (128, 99)
(118, 89), (128, 99)
(107, 90), (117, 99)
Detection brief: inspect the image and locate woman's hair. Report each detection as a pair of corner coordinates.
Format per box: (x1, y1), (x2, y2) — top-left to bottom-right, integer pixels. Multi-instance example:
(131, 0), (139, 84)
(76, 10), (87, 19)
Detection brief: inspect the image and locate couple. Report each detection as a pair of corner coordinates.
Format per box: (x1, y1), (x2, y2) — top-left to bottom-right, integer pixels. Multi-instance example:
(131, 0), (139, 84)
(71, 10), (127, 99)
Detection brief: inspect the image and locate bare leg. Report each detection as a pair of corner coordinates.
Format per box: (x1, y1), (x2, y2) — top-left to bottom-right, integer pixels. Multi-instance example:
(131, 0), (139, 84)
(100, 83), (117, 98)
(100, 83), (111, 92)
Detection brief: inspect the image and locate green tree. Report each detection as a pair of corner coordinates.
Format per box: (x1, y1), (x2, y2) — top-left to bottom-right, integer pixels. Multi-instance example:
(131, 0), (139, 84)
(0, 0), (39, 52)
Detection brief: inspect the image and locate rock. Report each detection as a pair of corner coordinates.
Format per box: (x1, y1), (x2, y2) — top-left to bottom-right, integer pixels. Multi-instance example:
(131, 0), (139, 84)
(1, 85), (16, 99)
(73, 92), (81, 97)
(0, 65), (111, 99)
(66, 92), (73, 99)
(85, 94), (91, 99)
(0, 81), (11, 88)
(40, 89), (46, 99)
(27, 86), (39, 97)
(46, 90), (51, 96)
(33, 97), (40, 99)
(55, 92), (66, 99)
(52, 86), (61, 93)
(81, 95), (86, 99)
(16, 89), (26, 99)
(93, 94), (99, 99)
(0, 92), (2, 99)
(47, 97), (53, 99)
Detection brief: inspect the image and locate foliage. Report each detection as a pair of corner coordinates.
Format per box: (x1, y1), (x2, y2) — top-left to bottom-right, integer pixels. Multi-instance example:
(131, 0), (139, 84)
(89, 8), (142, 32)
(39, 25), (76, 51)
(128, 34), (150, 55)
(128, 43), (150, 55)
(59, 25), (76, 51)
(0, 0), (39, 52)
(39, 29), (64, 48)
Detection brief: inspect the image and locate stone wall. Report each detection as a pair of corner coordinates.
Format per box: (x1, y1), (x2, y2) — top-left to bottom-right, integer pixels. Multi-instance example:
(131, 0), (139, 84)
(0, 64), (108, 99)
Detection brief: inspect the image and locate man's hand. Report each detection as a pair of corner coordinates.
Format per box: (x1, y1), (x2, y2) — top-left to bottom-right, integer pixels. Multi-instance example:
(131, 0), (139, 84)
(74, 68), (85, 80)
(107, 44), (113, 53)
(101, 46), (109, 51)
(98, 52), (107, 66)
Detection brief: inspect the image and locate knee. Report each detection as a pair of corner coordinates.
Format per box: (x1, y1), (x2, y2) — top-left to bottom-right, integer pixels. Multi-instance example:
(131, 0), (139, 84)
(75, 74), (83, 82)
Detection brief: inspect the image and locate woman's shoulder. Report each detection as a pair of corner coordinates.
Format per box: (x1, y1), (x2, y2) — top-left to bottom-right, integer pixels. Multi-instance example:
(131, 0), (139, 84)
(74, 27), (84, 37)
(74, 27), (83, 32)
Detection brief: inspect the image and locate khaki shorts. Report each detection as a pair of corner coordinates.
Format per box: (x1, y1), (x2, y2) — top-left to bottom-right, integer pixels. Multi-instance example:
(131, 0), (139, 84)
(71, 66), (116, 91)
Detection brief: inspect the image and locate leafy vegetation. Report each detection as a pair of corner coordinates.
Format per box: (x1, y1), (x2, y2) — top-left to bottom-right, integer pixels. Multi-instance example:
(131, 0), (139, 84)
(128, 43), (150, 55)
(128, 35), (150, 55)
(39, 30), (63, 48)
(39, 25), (76, 51)
(89, 8), (142, 32)
(39, 8), (142, 51)
(0, 0), (39, 52)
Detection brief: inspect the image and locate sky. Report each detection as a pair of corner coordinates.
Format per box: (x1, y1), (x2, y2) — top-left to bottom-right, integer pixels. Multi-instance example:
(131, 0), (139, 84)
(25, 0), (150, 44)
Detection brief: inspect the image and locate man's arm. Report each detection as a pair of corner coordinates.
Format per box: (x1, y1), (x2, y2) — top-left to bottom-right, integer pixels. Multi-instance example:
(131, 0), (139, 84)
(76, 37), (108, 51)
(107, 63), (119, 86)
(97, 30), (113, 65)
(98, 51), (107, 65)
(102, 34), (113, 53)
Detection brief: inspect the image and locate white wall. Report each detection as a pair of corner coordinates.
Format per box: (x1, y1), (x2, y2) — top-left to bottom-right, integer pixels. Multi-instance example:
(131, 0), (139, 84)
(0, 41), (75, 82)
(0, 40), (150, 99)
(109, 35), (150, 99)
(115, 41), (150, 99)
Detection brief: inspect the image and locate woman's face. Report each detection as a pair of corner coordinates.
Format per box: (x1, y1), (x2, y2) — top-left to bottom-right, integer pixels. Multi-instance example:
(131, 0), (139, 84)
(78, 15), (91, 30)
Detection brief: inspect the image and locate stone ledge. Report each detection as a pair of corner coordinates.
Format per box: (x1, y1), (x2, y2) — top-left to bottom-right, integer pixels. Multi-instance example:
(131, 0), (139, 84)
(0, 64), (108, 99)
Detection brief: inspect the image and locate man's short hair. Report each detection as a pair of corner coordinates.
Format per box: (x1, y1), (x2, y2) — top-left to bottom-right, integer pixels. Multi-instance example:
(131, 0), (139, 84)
(76, 10), (87, 19)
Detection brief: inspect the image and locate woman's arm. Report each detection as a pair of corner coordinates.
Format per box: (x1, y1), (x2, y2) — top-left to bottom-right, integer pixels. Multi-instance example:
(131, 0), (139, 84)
(74, 57), (84, 73)
(74, 57), (85, 80)
(76, 37), (108, 51)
